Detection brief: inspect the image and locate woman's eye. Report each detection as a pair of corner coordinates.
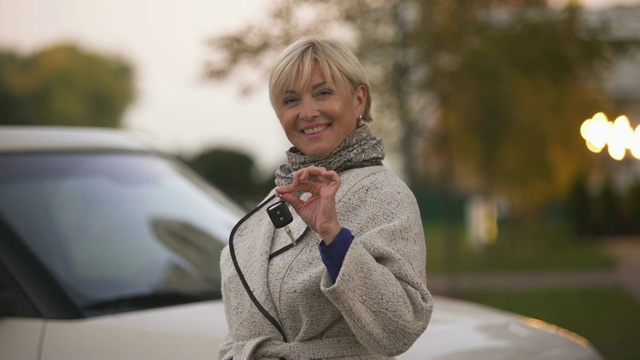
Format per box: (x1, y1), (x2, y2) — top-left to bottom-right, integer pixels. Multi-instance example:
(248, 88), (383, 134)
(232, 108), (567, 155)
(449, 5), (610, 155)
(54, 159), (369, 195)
(317, 89), (333, 97)
(283, 97), (297, 106)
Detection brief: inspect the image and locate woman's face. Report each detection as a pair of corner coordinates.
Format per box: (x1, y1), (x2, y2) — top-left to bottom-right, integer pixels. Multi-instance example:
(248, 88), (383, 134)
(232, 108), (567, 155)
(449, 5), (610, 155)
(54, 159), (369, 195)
(276, 63), (366, 157)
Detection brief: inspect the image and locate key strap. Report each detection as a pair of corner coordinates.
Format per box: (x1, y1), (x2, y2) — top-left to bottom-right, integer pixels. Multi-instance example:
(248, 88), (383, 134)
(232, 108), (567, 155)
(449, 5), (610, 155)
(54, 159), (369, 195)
(228, 194), (290, 341)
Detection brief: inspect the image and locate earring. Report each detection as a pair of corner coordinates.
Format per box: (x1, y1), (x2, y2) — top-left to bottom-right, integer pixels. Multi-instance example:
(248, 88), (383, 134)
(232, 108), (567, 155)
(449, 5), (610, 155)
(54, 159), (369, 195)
(358, 113), (367, 122)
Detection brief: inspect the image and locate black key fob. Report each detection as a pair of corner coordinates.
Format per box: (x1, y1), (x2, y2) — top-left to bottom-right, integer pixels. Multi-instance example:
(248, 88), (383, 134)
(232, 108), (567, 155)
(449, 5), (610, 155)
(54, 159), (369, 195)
(267, 201), (293, 229)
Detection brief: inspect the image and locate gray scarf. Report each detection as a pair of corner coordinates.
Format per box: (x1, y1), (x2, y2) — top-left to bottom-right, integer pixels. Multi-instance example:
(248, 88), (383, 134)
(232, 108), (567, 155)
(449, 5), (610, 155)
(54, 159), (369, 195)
(275, 125), (385, 187)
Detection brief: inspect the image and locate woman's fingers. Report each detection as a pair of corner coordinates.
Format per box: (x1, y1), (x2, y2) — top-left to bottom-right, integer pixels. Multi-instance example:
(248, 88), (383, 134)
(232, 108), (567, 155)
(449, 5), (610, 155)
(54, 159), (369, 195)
(277, 167), (340, 195)
(273, 166), (343, 237)
(295, 167), (340, 185)
(322, 170), (340, 184)
(276, 180), (314, 195)
(278, 191), (304, 209)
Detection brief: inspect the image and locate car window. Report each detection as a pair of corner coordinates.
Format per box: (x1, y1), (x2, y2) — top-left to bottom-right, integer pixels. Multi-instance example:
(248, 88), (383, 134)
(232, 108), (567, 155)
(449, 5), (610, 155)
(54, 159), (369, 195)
(0, 152), (242, 316)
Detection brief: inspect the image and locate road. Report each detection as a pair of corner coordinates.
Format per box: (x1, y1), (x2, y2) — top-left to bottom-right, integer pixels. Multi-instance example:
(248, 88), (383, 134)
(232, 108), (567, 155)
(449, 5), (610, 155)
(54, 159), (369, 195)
(428, 237), (640, 303)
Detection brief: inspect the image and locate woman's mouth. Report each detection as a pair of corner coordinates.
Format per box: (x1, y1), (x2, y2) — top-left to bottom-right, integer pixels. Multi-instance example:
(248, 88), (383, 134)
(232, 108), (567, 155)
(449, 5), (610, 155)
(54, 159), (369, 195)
(302, 125), (328, 135)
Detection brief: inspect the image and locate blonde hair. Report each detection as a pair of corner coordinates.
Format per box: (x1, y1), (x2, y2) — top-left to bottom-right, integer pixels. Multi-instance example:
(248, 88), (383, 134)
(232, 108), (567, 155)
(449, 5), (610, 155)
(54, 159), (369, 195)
(268, 36), (373, 122)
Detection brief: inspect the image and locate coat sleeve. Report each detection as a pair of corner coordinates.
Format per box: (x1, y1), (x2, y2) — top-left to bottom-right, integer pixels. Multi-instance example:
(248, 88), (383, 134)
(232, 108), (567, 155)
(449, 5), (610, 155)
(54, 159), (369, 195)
(320, 171), (433, 356)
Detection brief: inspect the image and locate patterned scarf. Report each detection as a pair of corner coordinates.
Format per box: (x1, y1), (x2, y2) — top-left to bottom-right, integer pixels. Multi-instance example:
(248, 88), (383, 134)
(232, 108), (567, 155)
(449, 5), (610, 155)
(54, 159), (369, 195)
(275, 125), (385, 187)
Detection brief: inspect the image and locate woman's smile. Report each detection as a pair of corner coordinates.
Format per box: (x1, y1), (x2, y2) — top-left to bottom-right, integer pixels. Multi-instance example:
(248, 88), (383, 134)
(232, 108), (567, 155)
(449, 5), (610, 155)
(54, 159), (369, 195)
(302, 124), (330, 136)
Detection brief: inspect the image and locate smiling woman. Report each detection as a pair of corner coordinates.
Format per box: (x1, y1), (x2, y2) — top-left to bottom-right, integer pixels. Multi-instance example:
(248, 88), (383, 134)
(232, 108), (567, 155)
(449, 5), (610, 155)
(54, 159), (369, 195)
(217, 36), (433, 360)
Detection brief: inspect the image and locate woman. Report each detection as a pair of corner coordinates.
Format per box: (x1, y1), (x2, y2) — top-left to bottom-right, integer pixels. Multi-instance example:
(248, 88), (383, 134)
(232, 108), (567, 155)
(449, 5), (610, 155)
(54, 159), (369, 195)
(218, 36), (433, 360)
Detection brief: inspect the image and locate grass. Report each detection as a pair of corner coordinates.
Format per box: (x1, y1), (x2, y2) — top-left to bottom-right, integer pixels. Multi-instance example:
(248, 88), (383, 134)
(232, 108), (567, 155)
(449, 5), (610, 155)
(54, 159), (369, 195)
(460, 287), (640, 360)
(424, 220), (615, 274)
(423, 220), (639, 359)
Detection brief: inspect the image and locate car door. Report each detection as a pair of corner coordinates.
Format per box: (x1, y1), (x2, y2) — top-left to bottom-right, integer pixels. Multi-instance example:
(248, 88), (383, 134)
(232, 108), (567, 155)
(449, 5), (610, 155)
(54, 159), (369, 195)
(0, 318), (44, 360)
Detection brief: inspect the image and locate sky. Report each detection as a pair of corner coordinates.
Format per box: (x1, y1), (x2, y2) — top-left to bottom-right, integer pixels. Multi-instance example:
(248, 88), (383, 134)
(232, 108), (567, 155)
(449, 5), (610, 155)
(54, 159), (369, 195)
(1, 0), (639, 172)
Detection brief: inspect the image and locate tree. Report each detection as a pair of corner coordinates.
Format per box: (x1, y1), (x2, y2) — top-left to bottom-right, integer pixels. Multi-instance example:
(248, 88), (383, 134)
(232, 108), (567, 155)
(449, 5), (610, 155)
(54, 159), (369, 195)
(184, 148), (274, 208)
(425, 5), (621, 214)
(567, 175), (594, 237)
(626, 179), (640, 234)
(203, 0), (625, 215)
(0, 43), (135, 127)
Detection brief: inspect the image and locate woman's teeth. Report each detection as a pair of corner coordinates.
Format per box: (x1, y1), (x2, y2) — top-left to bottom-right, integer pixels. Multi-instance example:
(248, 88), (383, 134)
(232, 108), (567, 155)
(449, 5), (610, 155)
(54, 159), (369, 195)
(303, 125), (327, 135)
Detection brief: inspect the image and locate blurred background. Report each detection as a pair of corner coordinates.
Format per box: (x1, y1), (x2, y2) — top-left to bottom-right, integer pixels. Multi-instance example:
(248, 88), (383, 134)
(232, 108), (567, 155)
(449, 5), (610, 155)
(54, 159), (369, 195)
(1, 0), (640, 359)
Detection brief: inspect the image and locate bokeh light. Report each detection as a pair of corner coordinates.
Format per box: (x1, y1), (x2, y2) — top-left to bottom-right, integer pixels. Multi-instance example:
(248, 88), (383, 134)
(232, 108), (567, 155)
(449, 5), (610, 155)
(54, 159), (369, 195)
(631, 126), (640, 159)
(580, 113), (639, 160)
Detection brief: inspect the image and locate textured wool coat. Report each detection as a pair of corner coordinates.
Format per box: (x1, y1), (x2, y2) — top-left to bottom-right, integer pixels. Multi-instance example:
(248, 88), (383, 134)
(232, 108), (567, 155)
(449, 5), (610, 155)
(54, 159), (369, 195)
(218, 165), (433, 360)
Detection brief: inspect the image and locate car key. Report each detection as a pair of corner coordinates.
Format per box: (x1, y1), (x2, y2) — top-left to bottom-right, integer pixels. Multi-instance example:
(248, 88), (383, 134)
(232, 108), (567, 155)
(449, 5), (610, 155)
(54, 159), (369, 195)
(267, 201), (296, 245)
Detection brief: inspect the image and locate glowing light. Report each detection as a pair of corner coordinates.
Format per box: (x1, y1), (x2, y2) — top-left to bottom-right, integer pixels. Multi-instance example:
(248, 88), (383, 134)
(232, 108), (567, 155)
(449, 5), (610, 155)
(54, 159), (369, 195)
(584, 113), (611, 149)
(580, 113), (638, 160)
(519, 317), (591, 347)
(608, 143), (626, 161)
(592, 112), (608, 123)
(586, 140), (604, 153)
(631, 126), (640, 160)
(612, 116), (633, 147)
(580, 119), (592, 139)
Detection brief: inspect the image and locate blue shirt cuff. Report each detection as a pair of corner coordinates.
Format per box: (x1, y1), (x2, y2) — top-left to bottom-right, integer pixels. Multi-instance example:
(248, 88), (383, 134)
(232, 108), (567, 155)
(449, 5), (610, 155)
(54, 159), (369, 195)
(319, 227), (354, 283)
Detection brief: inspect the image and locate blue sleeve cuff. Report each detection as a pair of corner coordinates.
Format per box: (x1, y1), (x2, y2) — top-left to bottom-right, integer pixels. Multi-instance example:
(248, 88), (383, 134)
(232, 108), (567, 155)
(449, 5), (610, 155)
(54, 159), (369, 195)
(319, 227), (354, 283)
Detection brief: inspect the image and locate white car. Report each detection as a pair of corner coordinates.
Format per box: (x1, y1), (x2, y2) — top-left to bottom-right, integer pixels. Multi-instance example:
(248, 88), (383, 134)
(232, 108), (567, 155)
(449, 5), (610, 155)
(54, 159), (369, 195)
(0, 126), (603, 360)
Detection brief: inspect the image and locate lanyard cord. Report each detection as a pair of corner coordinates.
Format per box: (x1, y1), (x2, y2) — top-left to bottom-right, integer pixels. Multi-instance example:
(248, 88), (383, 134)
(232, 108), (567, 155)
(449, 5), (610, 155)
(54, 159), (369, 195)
(228, 194), (290, 342)
(228, 160), (383, 343)
(269, 226), (310, 260)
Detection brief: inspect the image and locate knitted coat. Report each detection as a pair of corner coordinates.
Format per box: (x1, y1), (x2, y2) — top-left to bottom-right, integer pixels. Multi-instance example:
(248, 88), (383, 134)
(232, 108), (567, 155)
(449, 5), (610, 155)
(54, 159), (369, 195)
(218, 165), (433, 360)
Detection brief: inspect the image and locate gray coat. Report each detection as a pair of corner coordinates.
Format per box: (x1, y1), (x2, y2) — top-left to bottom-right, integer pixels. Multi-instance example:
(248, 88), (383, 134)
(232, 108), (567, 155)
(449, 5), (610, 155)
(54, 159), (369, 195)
(218, 165), (433, 360)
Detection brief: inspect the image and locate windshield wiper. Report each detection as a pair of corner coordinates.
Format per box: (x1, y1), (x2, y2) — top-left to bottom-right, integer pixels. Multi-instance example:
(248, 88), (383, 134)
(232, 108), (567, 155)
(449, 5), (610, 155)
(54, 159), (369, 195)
(82, 290), (217, 313)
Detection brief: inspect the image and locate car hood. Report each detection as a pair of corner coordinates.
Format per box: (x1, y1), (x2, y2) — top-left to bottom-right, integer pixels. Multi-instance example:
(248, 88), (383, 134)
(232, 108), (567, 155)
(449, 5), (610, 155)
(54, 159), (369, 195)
(41, 301), (227, 360)
(41, 296), (602, 360)
(399, 296), (603, 360)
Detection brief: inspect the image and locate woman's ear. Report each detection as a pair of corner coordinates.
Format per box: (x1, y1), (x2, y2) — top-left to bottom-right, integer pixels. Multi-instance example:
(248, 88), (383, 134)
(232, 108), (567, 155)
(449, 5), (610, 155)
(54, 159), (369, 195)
(355, 85), (367, 114)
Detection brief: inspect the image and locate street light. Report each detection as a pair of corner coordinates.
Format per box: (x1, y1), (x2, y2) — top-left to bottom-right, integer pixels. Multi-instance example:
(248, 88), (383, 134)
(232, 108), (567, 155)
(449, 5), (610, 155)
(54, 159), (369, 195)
(580, 112), (640, 160)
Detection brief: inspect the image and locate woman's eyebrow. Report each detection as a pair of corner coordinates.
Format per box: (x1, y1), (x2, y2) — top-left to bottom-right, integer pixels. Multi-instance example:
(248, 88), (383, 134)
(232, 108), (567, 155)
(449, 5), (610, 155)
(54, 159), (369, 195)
(311, 81), (328, 89)
(285, 81), (329, 94)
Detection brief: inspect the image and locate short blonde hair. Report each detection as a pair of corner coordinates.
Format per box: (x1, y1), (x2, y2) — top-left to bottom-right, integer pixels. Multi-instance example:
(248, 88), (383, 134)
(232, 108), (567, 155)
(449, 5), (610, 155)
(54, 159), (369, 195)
(268, 36), (373, 122)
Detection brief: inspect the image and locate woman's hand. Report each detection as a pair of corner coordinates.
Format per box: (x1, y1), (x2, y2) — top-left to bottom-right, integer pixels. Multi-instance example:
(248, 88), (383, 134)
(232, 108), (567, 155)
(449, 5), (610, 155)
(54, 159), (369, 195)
(275, 166), (342, 244)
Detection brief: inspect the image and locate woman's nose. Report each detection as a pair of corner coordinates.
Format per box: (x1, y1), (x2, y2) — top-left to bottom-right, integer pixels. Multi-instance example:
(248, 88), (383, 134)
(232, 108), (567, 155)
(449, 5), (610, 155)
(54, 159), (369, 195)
(299, 98), (318, 121)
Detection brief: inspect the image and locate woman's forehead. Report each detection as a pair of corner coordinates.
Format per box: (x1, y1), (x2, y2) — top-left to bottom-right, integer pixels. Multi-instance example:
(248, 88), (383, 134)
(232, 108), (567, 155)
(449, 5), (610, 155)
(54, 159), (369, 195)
(287, 63), (347, 92)
(289, 64), (325, 87)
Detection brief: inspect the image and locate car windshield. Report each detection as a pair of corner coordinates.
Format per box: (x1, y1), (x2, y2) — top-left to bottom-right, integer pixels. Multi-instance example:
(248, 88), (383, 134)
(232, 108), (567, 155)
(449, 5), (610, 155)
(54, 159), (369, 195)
(0, 152), (243, 316)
